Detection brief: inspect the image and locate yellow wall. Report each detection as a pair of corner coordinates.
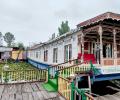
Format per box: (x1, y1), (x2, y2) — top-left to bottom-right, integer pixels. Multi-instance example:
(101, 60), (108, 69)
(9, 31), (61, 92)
(11, 50), (24, 60)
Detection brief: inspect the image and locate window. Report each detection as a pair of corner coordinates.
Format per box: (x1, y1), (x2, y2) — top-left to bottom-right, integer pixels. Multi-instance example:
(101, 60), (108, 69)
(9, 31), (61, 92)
(64, 44), (72, 62)
(36, 51), (38, 58)
(53, 48), (58, 63)
(39, 51), (41, 59)
(44, 50), (48, 62)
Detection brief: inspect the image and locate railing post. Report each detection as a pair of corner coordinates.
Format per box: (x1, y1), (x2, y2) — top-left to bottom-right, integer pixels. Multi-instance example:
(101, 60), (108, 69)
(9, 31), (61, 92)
(55, 71), (59, 91)
(48, 67), (50, 82)
(5, 71), (8, 83)
(81, 91), (87, 100)
(70, 81), (75, 100)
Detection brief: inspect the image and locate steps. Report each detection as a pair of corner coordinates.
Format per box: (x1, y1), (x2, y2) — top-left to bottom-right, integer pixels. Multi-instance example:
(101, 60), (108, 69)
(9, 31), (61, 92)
(42, 78), (58, 92)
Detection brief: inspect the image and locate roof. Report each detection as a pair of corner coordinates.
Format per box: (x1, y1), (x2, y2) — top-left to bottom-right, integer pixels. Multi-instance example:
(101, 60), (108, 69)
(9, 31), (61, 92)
(29, 29), (79, 50)
(77, 12), (120, 28)
(0, 46), (12, 52)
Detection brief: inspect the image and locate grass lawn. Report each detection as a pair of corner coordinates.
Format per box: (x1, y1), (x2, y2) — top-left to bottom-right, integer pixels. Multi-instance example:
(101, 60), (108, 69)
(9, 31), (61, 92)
(0, 61), (36, 71)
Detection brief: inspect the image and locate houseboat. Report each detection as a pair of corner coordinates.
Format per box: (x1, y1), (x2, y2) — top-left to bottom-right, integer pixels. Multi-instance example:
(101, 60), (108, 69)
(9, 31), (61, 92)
(27, 12), (120, 73)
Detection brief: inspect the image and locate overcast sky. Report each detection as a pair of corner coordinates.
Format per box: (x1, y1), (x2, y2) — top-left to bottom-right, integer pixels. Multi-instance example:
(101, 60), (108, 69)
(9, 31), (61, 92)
(0, 0), (120, 46)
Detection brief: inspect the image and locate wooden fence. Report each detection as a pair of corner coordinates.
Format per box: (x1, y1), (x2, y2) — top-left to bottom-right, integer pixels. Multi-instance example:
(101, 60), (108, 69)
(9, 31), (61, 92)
(59, 64), (91, 78)
(1, 69), (47, 84)
(49, 59), (80, 78)
(58, 76), (94, 100)
(58, 76), (71, 100)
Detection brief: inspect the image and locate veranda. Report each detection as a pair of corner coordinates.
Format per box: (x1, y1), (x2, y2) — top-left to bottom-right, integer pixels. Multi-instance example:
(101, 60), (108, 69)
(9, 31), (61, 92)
(77, 12), (120, 66)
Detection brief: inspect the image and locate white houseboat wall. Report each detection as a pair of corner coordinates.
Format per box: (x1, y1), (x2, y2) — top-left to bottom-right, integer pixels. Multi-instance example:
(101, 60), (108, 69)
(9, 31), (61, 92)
(27, 29), (80, 69)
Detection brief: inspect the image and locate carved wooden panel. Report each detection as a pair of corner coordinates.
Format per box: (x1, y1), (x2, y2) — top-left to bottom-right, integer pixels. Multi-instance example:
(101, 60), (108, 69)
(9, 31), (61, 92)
(103, 58), (114, 66)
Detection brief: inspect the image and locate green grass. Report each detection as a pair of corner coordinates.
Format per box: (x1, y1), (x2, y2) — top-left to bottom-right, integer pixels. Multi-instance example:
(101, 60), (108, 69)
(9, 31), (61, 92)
(0, 61), (46, 82)
(0, 62), (36, 71)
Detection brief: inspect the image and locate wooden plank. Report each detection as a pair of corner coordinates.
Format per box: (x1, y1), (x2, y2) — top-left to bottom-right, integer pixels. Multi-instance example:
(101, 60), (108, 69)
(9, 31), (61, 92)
(32, 92), (40, 100)
(48, 92), (58, 98)
(28, 92), (34, 100)
(35, 82), (44, 91)
(15, 93), (23, 100)
(16, 84), (22, 94)
(21, 83), (33, 93)
(36, 91), (44, 100)
(10, 85), (17, 94)
(21, 83), (27, 93)
(113, 92), (120, 99)
(22, 93), (29, 100)
(0, 85), (4, 99)
(24, 83), (33, 92)
(40, 91), (51, 99)
(1, 93), (9, 100)
(30, 83), (39, 91)
(2, 85), (8, 94)
(104, 95), (119, 100)
(94, 96), (109, 100)
(9, 94), (15, 100)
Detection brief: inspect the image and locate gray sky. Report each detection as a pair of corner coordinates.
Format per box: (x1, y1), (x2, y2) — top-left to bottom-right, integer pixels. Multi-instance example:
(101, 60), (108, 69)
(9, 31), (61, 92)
(0, 0), (120, 46)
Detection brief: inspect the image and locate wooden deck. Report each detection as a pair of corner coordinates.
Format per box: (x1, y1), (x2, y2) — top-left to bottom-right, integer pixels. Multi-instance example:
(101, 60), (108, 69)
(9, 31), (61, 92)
(0, 82), (65, 100)
(95, 92), (120, 100)
(94, 86), (120, 100)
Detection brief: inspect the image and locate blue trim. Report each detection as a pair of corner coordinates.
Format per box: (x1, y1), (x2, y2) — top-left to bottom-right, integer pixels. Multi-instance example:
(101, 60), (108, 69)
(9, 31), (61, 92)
(27, 58), (51, 69)
(94, 73), (120, 82)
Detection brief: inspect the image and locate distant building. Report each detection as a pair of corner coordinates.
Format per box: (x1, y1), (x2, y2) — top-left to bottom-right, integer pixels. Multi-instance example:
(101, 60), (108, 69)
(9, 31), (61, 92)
(0, 46), (12, 60)
(11, 47), (27, 61)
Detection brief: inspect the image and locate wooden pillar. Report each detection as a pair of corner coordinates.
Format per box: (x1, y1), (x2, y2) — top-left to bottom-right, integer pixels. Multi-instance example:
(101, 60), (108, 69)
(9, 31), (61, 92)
(80, 31), (84, 62)
(98, 26), (103, 65)
(113, 29), (117, 65)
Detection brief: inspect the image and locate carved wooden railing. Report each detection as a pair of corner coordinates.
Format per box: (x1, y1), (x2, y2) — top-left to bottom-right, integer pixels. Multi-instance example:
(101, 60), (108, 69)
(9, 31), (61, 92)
(48, 59), (80, 80)
(102, 58), (114, 66)
(117, 58), (120, 65)
(58, 63), (91, 78)
(57, 61), (95, 100)
(1, 69), (47, 84)
(58, 76), (71, 100)
(102, 58), (120, 66)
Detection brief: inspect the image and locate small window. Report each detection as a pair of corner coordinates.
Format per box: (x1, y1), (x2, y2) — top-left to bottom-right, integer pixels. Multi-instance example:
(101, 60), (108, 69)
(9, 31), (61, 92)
(36, 51), (38, 58)
(53, 48), (58, 63)
(44, 50), (48, 62)
(64, 44), (72, 62)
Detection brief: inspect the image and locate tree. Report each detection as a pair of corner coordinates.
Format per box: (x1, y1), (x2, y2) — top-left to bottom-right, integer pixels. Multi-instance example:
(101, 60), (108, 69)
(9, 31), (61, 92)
(58, 21), (70, 36)
(4, 32), (15, 47)
(0, 32), (3, 46)
(17, 42), (25, 50)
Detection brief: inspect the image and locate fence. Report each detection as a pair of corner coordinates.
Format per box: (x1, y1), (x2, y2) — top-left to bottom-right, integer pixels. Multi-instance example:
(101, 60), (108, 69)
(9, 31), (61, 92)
(59, 64), (91, 78)
(1, 69), (47, 84)
(57, 61), (95, 100)
(58, 76), (94, 100)
(48, 59), (80, 79)
(58, 76), (71, 100)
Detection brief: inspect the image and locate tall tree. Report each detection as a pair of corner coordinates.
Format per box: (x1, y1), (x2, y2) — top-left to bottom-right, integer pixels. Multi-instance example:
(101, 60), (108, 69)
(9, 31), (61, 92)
(4, 32), (15, 47)
(17, 42), (25, 50)
(0, 32), (3, 46)
(58, 21), (70, 36)
(15, 42), (25, 62)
